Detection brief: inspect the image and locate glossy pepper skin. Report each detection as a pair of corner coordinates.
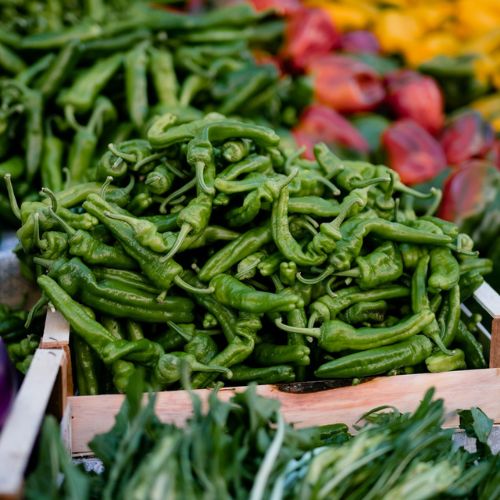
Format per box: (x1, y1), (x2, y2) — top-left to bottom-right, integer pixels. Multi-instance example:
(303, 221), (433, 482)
(425, 349), (466, 373)
(314, 335), (433, 379)
(382, 119), (447, 185)
(454, 320), (486, 369)
(83, 194), (184, 290)
(210, 274), (304, 314)
(225, 364), (295, 384)
(254, 342), (310, 367)
(277, 310), (433, 353)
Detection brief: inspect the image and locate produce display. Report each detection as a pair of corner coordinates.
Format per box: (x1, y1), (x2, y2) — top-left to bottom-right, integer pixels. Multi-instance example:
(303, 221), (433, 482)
(26, 382), (500, 499)
(0, 1), (499, 497)
(6, 110), (490, 393)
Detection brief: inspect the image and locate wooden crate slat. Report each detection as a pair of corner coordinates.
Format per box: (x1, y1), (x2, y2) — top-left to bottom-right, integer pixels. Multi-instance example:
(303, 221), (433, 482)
(474, 282), (500, 318)
(70, 368), (500, 456)
(0, 349), (64, 499)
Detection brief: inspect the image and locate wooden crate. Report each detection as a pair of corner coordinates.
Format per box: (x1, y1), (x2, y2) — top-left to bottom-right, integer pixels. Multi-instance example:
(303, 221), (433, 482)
(43, 283), (500, 457)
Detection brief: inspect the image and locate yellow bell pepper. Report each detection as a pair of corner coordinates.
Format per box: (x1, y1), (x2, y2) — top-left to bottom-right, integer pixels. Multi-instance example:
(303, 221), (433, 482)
(408, 3), (454, 31)
(373, 10), (424, 53)
(403, 32), (459, 67)
(471, 93), (500, 131)
(456, 0), (500, 38)
(305, 1), (375, 31)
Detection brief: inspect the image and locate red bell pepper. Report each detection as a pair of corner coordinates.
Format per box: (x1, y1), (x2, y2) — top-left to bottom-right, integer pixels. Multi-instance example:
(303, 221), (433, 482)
(382, 119), (447, 185)
(281, 8), (340, 71)
(249, 0), (301, 15)
(438, 160), (500, 223)
(293, 104), (369, 158)
(340, 31), (380, 54)
(440, 110), (495, 166)
(385, 70), (444, 135)
(307, 55), (385, 113)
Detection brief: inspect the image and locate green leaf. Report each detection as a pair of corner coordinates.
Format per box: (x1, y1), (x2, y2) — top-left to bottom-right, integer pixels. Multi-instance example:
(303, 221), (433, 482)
(458, 407), (493, 445)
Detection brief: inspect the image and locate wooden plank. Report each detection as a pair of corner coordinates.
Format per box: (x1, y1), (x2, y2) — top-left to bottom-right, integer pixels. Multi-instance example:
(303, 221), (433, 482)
(491, 317), (500, 369)
(70, 368), (500, 456)
(474, 282), (500, 318)
(0, 349), (64, 499)
(41, 309), (70, 348)
(41, 310), (73, 396)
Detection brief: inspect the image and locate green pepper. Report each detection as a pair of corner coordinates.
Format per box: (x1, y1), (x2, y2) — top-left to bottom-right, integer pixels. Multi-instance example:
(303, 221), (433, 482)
(0, 42), (26, 74)
(148, 47), (178, 107)
(225, 364), (295, 384)
(336, 242), (403, 289)
(199, 222), (272, 282)
(428, 247), (460, 291)
(343, 300), (387, 325)
(145, 164), (175, 195)
(254, 343), (310, 367)
(315, 335), (434, 379)
(454, 320), (487, 369)
(57, 52), (123, 114)
(153, 352), (231, 388)
(211, 274), (304, 313)
(74, 336), (99, 395)
(412, 255), (454, 355)
(37, 274), (115, 354)
(125, 41), (149, 130)
(276, 310), (433, 353)
(40, 123), (64, 192)
(36, 40), (80, 99)
(425, 349), (466, 373)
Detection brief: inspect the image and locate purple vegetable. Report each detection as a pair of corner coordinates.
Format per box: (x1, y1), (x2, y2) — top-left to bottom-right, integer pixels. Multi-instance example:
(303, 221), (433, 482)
(0, 338), (16, 428)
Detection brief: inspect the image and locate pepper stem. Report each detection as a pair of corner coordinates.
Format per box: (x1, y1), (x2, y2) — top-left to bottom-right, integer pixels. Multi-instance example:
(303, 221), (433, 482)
(274, 318), (320, 338)
(160, 177), (196, 213)
(428, 331), (455, 356)
(352, 176), (390, 189)
(425, 188), (442, 216)
(3, 174), (20, 220)
(48, 207), (75, 236)
(33, 212), (43, 248)
(64, 105), (81, 131)
(335, 268), (361, 278)
(297, 266), (334, 285)
(25, 294), (48, 329)
(396, 183), (435, 199)
(161, 223), (192, 262)
(195, 161), (215, 195)
(166, 321), (193, 341)
(308, 311), (318, 328)
(33, 256), (55, 269)
(174, 274), (214, 294)
(108, 143), (136, 163)
(100, 176), (114, 198)
(40, 187), (58, 212)
(192, 361), (232, 377)
(315, 176), (341, 196)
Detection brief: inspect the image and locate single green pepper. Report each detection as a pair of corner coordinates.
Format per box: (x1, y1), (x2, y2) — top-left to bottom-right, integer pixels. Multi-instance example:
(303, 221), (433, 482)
(125, 41), (149, 130)
(254, 343), (310, 367)
(276, 310), (433, 353)
(211, 274), (304, 313)
(425, 349), (466, 373)
(314, 335), (433, 379)
(428, 247), (460, 291)
(225, 364), (295, 384)
(153, 351), (231, 388)
(454, 320), (486, 369)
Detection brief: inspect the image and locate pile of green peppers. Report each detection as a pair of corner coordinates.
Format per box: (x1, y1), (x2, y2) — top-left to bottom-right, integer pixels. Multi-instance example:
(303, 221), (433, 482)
(0, 0), (311, 226)
(9, 112), (492, 393)
(0, 303), (42, 374)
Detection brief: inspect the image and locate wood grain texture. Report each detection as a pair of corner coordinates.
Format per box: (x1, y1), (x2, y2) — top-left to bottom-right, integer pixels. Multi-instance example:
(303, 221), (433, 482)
(491, 316), (500, 369)
(41, 310), (73, 395)
(0, 349), (64, 499)
(70, 368), (500, 456)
